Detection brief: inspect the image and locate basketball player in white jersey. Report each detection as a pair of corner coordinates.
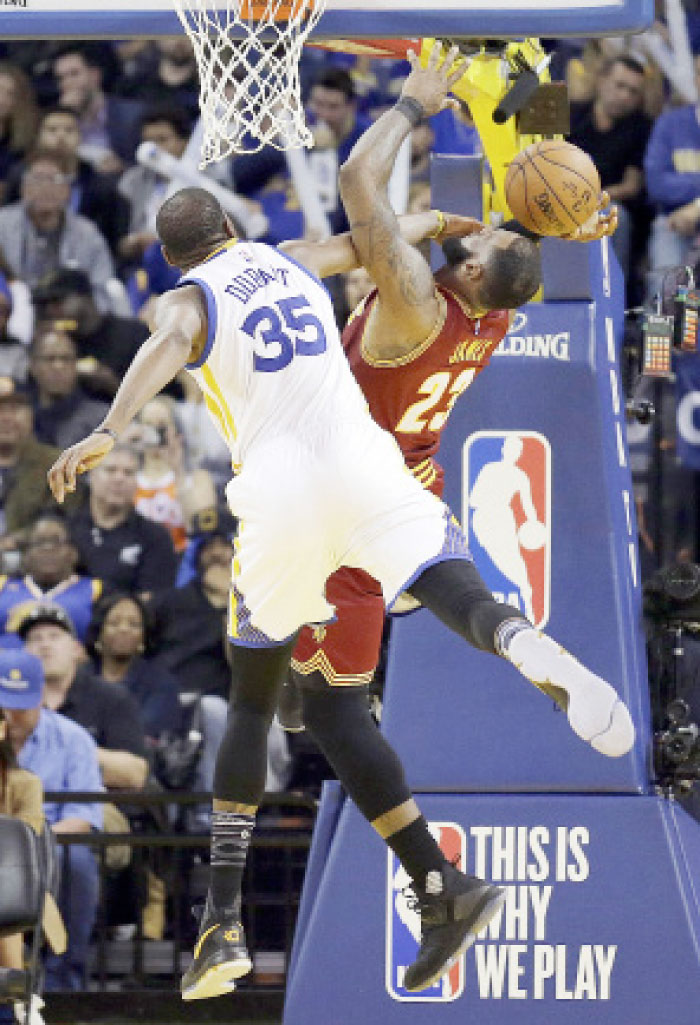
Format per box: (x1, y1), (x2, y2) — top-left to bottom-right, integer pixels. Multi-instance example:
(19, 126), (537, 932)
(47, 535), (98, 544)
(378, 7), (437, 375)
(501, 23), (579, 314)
(48, 43), (634, 1004)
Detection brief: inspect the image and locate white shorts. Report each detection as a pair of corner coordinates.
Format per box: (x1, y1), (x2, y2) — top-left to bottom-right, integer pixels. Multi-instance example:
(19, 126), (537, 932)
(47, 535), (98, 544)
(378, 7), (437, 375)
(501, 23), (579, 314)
(225, 418), (472, 645)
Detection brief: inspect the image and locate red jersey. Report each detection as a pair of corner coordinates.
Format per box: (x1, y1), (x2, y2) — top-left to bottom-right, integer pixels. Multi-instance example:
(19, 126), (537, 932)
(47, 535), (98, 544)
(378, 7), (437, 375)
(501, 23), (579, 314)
(342, 285), (509, 496)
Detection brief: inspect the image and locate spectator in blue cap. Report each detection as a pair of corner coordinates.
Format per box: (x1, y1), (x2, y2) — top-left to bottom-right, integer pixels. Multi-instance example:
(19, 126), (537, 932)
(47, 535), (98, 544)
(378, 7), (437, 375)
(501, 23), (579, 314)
(0, 646), (43, 708)
(0, 643), (102, 991)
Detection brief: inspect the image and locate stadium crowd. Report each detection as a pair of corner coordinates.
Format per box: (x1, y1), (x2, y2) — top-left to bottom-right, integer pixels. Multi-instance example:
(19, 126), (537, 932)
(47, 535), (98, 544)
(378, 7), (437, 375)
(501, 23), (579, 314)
(2, 2), (700, 1007)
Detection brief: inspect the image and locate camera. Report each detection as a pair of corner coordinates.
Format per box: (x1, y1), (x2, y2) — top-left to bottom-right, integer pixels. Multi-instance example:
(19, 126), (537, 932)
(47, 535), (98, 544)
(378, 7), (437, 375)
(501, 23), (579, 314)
(625, 397), (654, 425)
(644, 564), (700, 789)
(655, 698), (700, 784)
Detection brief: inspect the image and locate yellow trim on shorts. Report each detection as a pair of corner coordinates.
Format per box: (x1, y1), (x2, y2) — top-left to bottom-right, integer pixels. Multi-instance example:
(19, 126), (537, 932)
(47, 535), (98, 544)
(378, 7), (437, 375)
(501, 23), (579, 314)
(228, 535), (243, 640)
(228, 587), (239, 639)
(291, 651), (374, 688)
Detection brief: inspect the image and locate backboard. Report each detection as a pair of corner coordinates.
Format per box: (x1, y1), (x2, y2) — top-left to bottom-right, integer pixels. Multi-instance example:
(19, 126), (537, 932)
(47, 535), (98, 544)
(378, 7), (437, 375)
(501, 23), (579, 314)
(0, 1), (653, 39)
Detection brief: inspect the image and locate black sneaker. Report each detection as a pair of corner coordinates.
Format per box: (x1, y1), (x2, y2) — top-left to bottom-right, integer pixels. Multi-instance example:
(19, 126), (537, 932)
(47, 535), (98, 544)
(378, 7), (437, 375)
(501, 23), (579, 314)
(275, 675), (305, 733)
(402, 863), (506, 992)
(181, 899), (252, 1001)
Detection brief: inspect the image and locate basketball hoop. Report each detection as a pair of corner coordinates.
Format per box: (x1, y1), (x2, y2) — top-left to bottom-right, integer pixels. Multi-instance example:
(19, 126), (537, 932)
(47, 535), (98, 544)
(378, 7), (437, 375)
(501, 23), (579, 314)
(173, 0), (327, 165)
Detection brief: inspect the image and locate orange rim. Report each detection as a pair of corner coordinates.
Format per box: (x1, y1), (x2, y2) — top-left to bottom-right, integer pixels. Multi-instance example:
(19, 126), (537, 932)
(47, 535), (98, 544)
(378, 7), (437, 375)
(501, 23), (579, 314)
(239, 0), (315, 20)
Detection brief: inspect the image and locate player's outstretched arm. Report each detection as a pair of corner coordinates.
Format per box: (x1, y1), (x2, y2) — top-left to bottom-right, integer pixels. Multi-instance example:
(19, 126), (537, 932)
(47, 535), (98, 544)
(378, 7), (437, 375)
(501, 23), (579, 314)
(47, 288), (205, 503)
(280, 211), (484, 279)
(338, 44), (469, 349)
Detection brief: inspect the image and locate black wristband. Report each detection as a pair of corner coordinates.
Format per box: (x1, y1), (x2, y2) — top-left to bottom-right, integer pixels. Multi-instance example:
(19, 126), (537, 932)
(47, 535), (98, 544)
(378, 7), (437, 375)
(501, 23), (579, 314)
(93, 426), (118, 441)
(395, 96), (425, 127)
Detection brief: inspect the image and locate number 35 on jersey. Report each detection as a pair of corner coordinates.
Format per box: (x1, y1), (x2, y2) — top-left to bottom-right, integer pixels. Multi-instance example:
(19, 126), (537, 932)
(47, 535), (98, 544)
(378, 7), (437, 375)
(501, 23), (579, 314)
(242, 296), (327, 373)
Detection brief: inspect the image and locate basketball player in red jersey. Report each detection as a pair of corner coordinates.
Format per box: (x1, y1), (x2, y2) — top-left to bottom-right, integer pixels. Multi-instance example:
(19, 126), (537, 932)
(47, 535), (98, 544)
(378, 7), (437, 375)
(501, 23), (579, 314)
(290, 74), (617, 705)
(282, 47), (621, 992)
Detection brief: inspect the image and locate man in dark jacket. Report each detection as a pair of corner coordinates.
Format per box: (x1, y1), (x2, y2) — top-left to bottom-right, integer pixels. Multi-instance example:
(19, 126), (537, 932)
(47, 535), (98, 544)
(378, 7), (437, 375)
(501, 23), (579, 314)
(0, 375), (81, 553)
(68, 444), (178, 598)
(29, 321), (108, 450)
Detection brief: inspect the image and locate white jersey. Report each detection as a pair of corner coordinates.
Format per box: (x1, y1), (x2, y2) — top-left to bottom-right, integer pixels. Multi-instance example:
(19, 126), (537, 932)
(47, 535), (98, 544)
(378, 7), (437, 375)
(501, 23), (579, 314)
(178, 238), (472, 646)
(181, 239), (369, 470)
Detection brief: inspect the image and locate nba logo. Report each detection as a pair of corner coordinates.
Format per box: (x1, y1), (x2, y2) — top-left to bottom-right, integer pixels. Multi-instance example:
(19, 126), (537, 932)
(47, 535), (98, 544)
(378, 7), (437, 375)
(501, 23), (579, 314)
(462, 430), (551, 628)
(386, 823), (466, 1002)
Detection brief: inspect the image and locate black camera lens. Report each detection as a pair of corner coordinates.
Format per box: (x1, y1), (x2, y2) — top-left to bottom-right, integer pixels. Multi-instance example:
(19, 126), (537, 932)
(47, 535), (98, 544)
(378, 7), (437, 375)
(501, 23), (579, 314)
(667, 698), (690, 726)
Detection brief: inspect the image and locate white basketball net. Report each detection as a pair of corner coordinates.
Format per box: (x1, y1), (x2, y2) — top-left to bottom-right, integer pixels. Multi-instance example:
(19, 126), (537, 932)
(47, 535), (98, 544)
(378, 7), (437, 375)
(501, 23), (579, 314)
(174, 0), (327, 164)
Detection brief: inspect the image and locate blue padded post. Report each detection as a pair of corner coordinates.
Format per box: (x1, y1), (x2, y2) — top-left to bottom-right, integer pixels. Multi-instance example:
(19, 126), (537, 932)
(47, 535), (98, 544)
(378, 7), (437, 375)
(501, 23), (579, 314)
(283, 152), (699, 1025)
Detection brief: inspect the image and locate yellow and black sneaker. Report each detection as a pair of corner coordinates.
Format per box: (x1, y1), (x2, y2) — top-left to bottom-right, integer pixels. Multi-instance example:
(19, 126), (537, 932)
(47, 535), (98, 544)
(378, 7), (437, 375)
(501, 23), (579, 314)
(181, 900), (252, 1001)
(403, 863), (506, 993)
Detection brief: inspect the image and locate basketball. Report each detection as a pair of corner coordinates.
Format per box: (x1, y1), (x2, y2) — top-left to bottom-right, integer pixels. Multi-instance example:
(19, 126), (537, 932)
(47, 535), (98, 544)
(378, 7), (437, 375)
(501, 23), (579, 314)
(518, 519), (547, 551)
(504, 140), (602, 237)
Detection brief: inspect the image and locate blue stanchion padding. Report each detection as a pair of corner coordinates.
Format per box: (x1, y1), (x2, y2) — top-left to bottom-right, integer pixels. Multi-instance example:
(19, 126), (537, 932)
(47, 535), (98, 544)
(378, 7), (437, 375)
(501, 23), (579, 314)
(0, 3), (653, 40)
(283, 792), (700, 1025)
(286, 781), (345, 984)
(381, 240), (650, 793)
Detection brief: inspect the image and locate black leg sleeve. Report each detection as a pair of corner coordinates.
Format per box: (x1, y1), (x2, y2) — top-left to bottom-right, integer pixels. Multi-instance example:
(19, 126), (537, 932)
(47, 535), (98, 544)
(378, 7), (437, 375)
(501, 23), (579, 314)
(213, 638), (297, 805)
(408, 558), (528, 652)
(301, 687), (412, 823)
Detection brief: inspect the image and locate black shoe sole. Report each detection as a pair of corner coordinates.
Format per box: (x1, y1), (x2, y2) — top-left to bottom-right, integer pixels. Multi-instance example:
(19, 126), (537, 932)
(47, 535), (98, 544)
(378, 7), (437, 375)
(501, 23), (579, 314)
(403, 886), (507, 993)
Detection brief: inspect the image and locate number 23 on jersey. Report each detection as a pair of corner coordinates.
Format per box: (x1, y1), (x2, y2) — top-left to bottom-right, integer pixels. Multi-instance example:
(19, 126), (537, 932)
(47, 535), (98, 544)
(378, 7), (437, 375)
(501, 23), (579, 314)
(395, 368), (477, 434)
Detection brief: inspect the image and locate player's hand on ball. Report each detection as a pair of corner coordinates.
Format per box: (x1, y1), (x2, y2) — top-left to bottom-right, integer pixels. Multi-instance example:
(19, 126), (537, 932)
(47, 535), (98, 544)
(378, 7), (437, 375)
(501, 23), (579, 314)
(402, 43), (469, 118)
(560, 191), (618, 242)
(48, 431), (115, 504)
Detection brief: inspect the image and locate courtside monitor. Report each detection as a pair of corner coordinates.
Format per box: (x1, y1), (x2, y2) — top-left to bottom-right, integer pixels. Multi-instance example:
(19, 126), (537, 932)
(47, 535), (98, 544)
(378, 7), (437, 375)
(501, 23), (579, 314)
(0, 1), (653, 39)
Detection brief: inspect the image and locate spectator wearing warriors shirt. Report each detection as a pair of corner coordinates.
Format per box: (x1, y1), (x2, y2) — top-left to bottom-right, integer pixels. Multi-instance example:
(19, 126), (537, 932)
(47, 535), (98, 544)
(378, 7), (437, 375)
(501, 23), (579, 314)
(68, 444), (178, 599)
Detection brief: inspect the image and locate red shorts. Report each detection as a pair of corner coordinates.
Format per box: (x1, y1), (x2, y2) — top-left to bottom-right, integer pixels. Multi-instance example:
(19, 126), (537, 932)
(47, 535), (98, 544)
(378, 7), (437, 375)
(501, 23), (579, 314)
(291, 566), (385, 688)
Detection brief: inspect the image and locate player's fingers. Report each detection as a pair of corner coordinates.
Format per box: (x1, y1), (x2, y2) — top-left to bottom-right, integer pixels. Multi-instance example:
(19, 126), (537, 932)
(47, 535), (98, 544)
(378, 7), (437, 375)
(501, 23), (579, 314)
(406, 49), (418, 69)
(600, 190), (611, 209)
(426, 43), (441, 69)
(49, 451), (74, 503)
(447, 56), (469, 88)
(443, 44), (461, 71)
(47, 461), (66, 504)
(62, 450), (85, 493)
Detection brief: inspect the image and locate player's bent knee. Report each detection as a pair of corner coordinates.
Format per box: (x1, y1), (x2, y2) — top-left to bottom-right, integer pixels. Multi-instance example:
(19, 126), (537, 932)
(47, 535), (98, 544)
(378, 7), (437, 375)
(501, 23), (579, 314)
(408, 560), (528, 652)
